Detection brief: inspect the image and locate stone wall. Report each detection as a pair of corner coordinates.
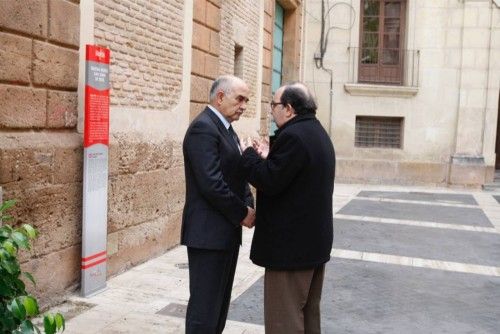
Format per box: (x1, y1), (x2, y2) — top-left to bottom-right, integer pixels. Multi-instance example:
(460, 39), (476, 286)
(0, 0), (187, 305)
(93, 0), (187, 277)
(106, 134), (184, 274)
(449, 0), (500, 185)
(0, 0), (81, 304)
(0, 0), (295, 305)
(261, 0), (274, 135)
(190, 0), (221, 120)
(303, 0), (500, 186)
(190, 0), (271, 134)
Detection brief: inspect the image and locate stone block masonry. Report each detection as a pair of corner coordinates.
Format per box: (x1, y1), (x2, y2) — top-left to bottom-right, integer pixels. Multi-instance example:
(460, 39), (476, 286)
(0, 0), (48, 38)
(0, 0), (82, 306)
(0, 32), (32, 84)
(0, 0), (189, 307)
(0, 85), (46, 128)
(0, 133), (83, 304)
(0, 0), (281, 307)
(106, 134), (184, 275)
(190, 0), (221, 120)
(0, 0), (79, 129)
(260, 0), (274, 135)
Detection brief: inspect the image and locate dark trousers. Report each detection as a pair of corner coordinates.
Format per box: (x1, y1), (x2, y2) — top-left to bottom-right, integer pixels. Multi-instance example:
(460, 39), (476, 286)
(185, 246), (239, 334)
(264, 264), (325, 334)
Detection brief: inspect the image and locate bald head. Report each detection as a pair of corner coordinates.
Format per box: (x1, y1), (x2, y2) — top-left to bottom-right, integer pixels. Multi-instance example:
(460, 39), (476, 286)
(289, 82), (314, 99)
(279, 82), (317, 115)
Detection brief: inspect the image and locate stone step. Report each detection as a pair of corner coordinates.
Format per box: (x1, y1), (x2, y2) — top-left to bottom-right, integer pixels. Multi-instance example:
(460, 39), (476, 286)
(482, 183), (500, 191)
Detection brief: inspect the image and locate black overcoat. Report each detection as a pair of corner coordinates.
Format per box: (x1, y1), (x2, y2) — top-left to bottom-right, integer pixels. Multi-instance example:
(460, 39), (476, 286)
(181, 107), (254, 250)
(240, 113), (335, 269)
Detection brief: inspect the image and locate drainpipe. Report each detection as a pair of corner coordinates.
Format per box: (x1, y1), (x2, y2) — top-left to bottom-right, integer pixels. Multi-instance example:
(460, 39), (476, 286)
(328, 70), (333, 136)
(315, 0), (335, 136)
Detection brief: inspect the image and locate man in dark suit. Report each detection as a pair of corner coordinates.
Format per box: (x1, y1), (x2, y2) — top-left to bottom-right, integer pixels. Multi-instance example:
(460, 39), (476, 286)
(240, 82), (335, 334)
(181, 75), (255, 334)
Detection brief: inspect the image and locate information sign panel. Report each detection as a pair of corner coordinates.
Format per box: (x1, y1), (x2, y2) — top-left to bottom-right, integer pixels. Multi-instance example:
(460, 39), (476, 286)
(81, 45), (110, 296)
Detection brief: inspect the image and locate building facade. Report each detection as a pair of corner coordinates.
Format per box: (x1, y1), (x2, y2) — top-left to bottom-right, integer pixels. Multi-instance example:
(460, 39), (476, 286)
(303, 0), (500, 186)
(0, 0), (303, 304)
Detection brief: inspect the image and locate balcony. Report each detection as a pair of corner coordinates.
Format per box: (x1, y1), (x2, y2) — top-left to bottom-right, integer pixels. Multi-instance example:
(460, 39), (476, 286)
(345, 47), (420, 98)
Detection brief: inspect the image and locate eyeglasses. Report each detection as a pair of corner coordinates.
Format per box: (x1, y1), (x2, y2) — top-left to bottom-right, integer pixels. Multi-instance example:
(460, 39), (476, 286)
(270, 101), (283, 109)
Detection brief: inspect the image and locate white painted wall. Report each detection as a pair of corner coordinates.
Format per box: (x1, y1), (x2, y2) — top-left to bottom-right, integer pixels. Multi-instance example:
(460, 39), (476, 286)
(303, 0), (500, 171)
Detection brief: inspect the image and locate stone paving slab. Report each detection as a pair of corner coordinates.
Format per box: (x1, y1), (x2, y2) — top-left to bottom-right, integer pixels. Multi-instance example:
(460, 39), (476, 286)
(49, 183), (500, 333)
(493, 195), (500, 204)
(338, 199), (493, 227)
(357, 191), (478, 205)
(228, 258), (500, 334)
(334, 219), (500, 267)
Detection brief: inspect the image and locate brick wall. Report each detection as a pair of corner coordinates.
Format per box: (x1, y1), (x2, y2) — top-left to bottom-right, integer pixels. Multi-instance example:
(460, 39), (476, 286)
(190, 0), (265, 122)
(94, 0), (184, 109)
(219, 0), (261, 118)
(0, 0), (81, 304)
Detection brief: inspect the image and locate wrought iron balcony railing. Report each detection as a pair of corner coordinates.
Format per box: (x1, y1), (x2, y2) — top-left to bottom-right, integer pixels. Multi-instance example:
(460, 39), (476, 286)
(347, 47), (420, 87)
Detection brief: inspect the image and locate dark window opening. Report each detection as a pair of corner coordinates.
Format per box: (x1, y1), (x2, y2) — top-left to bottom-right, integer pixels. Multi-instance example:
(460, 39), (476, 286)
(355, 116), (404, 148)
(234, 44), (244, 78)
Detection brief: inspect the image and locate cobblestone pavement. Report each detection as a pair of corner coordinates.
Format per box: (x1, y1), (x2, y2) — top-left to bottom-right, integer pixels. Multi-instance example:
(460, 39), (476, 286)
(53, 184), (500, 333)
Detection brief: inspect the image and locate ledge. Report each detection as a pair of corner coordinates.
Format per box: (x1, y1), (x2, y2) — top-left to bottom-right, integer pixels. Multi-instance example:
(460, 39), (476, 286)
(344, 83), (418, 98)
(451, 154), (485, 166)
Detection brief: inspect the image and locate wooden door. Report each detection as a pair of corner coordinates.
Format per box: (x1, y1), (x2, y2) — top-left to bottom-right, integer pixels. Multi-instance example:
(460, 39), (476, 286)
(359, 0), (406, 85)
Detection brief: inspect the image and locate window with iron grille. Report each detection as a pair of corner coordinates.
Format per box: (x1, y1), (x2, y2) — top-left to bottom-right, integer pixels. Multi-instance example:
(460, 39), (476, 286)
(359, 0), (407, 85)
(355, 116), (403, 148)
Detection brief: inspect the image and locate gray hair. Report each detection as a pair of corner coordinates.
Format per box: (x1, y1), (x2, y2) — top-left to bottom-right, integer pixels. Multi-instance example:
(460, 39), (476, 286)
(209, 75), (242, 101)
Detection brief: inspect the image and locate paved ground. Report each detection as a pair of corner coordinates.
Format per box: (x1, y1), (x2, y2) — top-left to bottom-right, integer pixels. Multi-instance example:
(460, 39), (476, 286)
(51, 184), (500, 333)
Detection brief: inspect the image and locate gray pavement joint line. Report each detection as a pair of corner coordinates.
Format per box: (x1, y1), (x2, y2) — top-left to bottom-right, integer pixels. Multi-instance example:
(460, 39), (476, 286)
(334, 213), (500, 234)
(230, 269), (265, 302)
(354, 196), (479, 209)
(481, 211), (500, 233)
(331, 248), (500, 277)
(473, 193), (500, 233)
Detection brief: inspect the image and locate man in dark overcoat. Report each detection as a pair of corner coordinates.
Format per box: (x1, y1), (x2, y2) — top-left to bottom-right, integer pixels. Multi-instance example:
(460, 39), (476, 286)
(182, 75), (255, 334)
(240, 82), (336, 334)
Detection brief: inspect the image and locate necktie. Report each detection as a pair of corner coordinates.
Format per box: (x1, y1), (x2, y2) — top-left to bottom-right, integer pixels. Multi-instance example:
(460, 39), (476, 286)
(228, 125), (241, 153)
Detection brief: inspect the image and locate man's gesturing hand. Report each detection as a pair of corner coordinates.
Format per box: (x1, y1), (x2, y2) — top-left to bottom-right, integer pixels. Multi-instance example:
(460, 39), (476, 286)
(252, 138), (269, 159)
(241, 206), (255, 228)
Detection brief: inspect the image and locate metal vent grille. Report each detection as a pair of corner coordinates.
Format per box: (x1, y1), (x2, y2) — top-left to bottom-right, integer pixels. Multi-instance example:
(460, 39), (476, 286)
(355, 116), (403, 148)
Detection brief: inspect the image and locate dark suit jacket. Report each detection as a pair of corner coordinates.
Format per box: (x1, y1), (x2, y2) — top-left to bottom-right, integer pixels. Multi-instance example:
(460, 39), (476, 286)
(181, 107), (254, 250)
(240, 113), (336, 269)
